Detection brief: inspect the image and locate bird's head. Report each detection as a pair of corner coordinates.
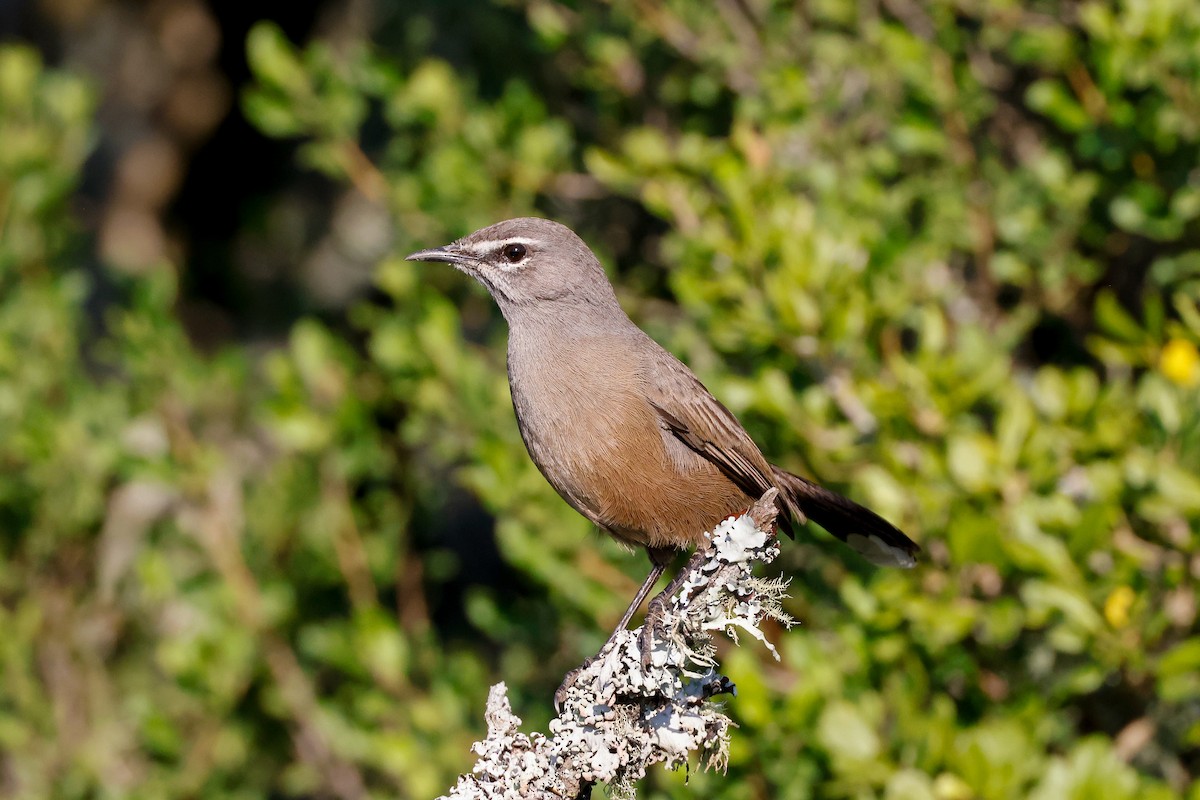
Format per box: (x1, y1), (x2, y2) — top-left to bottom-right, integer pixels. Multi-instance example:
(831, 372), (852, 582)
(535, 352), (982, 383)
(405, 217), (619, 317)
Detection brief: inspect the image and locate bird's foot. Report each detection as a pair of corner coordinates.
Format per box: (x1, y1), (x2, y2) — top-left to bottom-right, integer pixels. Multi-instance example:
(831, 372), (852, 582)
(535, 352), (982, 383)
(554, 652), (614, 714)
(638, 592), (671, 673)
(554, 655), (597, 714)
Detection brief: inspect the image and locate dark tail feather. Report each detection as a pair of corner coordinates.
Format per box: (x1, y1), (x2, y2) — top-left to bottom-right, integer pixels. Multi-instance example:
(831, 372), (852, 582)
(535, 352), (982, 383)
(771, 467), (919, 568)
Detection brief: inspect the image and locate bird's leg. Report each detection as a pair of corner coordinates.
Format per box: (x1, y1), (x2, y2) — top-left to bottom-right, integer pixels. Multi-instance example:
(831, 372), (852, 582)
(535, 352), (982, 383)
(638, 547), (709, 670)
(612, 558), (668, 636)
(554, 554), (670, 712)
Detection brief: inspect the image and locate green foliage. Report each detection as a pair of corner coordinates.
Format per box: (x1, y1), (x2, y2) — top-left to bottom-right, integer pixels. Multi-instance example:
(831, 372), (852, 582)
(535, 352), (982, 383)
(4, 1), (1200, 797)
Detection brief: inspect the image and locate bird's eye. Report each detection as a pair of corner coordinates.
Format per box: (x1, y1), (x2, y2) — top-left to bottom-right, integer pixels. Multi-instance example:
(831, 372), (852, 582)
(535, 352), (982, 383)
(503, 243), (527, 263)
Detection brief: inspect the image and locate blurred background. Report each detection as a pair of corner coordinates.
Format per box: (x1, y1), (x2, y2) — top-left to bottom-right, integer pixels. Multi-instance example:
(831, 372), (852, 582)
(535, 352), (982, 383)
(2, 1), (1199, 798)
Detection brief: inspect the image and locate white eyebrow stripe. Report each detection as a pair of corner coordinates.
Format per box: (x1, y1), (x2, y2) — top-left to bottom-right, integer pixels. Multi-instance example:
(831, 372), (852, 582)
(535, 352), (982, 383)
(460, 237), (541, 255)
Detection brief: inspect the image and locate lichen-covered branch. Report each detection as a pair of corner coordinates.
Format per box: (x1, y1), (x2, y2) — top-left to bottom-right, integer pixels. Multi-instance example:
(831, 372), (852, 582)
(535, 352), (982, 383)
(438, 490), (792, 800)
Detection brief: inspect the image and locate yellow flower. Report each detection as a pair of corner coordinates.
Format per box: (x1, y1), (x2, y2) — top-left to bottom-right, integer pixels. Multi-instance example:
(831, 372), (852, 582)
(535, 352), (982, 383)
(1161, 338), (1199, 387)
(1105, 586), (1135, 629)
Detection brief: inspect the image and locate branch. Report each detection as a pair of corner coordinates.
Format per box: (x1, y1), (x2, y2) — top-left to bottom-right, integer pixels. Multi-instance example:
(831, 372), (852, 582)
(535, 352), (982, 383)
(438, 490), (791, 800)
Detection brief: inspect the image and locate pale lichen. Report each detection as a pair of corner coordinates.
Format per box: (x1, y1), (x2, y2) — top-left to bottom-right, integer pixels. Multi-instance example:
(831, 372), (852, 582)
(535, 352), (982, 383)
(438, 490), (791, 800)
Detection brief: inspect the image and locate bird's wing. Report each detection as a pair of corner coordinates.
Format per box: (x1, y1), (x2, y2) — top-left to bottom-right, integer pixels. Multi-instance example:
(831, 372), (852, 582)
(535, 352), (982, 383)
(643, 349), (808, 533)
(639, 339), (918, 565)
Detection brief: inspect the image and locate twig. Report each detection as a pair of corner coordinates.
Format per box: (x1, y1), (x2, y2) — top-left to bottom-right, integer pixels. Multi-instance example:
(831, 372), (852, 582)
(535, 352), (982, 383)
(438, 490), (791, 799)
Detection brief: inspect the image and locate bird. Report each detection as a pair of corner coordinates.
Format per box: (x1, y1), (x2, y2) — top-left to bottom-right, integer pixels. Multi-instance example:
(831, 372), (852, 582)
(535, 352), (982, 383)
(406, 217), (919, 646)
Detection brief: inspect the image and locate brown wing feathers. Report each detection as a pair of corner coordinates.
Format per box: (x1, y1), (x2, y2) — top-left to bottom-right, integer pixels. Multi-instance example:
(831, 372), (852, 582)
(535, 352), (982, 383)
(646, 358), (918, 567)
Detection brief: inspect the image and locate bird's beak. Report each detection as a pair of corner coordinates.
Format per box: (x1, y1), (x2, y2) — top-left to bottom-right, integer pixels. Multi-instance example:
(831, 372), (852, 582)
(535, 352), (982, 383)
(405, 245), (463, 264)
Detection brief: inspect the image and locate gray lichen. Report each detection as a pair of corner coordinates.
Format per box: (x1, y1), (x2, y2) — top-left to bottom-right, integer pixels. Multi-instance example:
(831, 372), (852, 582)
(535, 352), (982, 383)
(438, 490), (791, 800)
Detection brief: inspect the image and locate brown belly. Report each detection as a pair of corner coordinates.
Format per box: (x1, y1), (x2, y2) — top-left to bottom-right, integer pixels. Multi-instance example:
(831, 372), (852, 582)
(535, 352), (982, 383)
(584, 438), (753, 551)
(516, 385), (752, 551)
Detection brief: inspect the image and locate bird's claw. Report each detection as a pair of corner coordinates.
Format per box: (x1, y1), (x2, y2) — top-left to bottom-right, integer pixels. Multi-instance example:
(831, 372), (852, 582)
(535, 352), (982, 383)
(554, 657), (596, 714)
(638, 594), (670, 673)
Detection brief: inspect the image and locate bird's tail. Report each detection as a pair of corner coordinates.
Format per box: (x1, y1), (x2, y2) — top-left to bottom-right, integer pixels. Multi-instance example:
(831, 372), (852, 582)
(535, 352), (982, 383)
(771, 467), (919, 568)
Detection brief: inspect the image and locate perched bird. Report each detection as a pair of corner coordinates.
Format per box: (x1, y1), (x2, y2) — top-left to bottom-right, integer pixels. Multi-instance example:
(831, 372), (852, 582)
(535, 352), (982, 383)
(407, 218), (918, 641)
